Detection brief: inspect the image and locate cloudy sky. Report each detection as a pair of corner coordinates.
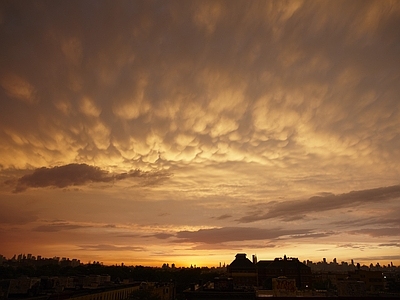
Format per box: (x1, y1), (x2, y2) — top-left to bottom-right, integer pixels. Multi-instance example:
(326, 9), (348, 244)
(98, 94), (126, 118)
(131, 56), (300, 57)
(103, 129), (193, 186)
(1, 0), (400, 267)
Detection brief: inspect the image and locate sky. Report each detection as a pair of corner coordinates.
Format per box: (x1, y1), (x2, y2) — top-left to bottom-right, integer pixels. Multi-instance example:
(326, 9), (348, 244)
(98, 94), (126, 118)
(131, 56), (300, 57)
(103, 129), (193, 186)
(1, 0), (400, 268)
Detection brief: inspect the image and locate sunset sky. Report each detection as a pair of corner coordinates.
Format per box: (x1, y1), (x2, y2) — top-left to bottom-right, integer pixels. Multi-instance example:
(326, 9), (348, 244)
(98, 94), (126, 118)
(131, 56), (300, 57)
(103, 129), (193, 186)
(1, 0), (400, 267)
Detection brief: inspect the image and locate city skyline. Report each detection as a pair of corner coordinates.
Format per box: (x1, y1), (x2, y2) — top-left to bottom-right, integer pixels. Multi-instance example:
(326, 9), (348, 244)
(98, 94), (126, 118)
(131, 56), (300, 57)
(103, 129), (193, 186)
(1, 1), (400, 267)
(2, 252), (398, 270)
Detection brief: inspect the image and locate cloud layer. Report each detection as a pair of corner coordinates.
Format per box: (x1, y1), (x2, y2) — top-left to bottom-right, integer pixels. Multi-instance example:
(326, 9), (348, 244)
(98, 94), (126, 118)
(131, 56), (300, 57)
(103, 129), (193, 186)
(0, 0), (400, 266)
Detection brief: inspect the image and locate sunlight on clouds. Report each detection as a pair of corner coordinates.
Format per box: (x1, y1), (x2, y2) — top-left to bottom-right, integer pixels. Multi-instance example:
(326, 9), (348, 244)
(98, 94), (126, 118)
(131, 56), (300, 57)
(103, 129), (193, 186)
(178, 102), (208, 133)
(191, 114), (214, 134)
(54, 100), (72, 115)
(207, 82), (247, 119)
(335, 66), (362, 89)
(84, 120), (111, 150)
(352, 1), (399, 38)
(210, 117), (238, 138)
(154, 98), (181, 121)
(96, 49), (136, 87)
(142, 150), (159, 164)
(192, 2), (224, 35)
(112, 77), (150, 120)
(4, 129), (27, 146)
(175, 146), (200, 162)
(278, 46), (304, 69)
(1, 74), (37, 104)
(175, 133), (196, 149)
(1, 0), (400, 266)
(307, 54), (333, 74)
(228, 131), (242, 142)
(296, 124), (367, 162)
(61, 37), (82, 67)
(252, 94), (299, 141)
(130, 138), (151, 158)
(112, 96), (151, 120)
(79, 96), (101, 117)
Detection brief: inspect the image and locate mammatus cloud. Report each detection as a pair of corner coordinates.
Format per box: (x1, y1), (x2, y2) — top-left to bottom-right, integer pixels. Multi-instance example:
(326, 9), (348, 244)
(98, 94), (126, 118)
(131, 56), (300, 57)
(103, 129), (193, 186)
(0, 74), (37, 104)
(0, 1), (399, 179)
(238, 185), (400, 223)
(7, 163), (172, 192)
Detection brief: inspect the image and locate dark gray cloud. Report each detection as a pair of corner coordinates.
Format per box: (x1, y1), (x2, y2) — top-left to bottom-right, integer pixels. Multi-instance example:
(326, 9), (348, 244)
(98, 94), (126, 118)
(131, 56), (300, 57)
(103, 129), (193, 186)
(349, 227), (400, 237)
(116, 233), (141, 238)
(337, 244), (365, 249)
(13, 164), (111, 192)
(189, 242), (276, 251)
(175, 226), (312, 244)
(103, 224), (117, 228)
(78, 244), (145, 252)
(214, 214), (232, 220)
(353, 255), (400, 262)
(158, 213), (170, 217)
(8, 163), (171, 192)
(238, 185), (400, 223)
(146, 233), (175, 240)
(378, 243), (400, 248)
(331, 215), (400, 228)
(33, 221), (90, 232)
(279, 232), (335, 240)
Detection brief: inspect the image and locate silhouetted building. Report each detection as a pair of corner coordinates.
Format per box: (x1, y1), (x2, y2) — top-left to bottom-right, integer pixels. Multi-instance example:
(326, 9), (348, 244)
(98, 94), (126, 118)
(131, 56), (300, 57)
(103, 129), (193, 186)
(272, 277), (297, 297)
(184, 277), (255, 300)
(337, 280), (366, 297)
(257, 255), (312, 290)
(347, 269), (384, 292)
(227, 254), (257, 287)
(8, 277), (41, 296)
(228, 254), (311, 290)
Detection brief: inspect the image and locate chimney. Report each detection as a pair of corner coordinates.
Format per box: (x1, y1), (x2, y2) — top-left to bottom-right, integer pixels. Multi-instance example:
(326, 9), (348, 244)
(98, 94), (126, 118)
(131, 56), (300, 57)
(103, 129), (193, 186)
(252, 254), (257, 264)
